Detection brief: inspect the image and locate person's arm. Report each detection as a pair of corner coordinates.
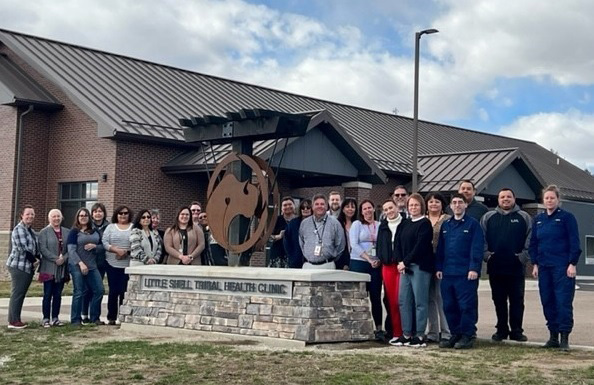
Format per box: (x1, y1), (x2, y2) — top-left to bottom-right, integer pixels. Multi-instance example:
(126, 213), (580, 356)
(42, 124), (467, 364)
(566, 212), (582, 266)
(152, 231), (162, 264)
(528, 218), (538, 266)
(334, 220), (346, 257)
(516, 212), (533, 264)
(164, 229), (182, 262)
(480, 211), (493, 262)
(403, 221), (433, 266)
(468, 221), (485, 279)
(435, 223), (445, 274)
(283, 221), (295, 259)
(66, 230), (81, 265)
(130, 229), (148, 263)
(189, 226), (205, 261)
(101, 225), (113, 252)
(349, 221), (366, 259)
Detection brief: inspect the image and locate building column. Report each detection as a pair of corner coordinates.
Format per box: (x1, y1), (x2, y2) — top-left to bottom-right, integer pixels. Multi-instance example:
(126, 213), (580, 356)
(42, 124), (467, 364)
(342, 181), (373, 203)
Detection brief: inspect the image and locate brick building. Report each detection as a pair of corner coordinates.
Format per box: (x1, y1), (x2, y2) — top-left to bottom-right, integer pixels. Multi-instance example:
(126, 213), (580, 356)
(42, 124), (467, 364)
(1, 29), (594, 275)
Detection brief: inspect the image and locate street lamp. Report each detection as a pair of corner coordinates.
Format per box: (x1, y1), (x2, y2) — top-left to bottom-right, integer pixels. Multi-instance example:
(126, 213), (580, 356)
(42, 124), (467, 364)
(412, 28), (438, 193)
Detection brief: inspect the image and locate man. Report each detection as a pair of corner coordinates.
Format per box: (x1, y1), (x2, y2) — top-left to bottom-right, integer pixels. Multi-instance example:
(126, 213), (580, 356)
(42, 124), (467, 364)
(436, 193), (484, 349)
(481, 188), (532, 342)
(392, 185), (409, 218)
(327, 191), (342, 217)
(268, 197), (296, 268)
(446, 180), (488, 221)
(299, 193), (345, 269)
(190, 201), (202, 224)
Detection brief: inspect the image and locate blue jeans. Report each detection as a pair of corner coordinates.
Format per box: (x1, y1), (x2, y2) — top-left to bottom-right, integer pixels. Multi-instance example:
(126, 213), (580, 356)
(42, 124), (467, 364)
(70, 265), (104, 324)
(350, 259), (383, 328)
(538, 265), (575, 333)
(399, 264), (432, 338)
(42, 280), (65, 321)
(82, 262), (106, 318)
(441, 275), (479, 337)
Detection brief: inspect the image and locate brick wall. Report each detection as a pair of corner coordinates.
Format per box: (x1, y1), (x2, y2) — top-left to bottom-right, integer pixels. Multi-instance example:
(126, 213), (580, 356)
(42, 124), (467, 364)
(0, 106), (18, 231)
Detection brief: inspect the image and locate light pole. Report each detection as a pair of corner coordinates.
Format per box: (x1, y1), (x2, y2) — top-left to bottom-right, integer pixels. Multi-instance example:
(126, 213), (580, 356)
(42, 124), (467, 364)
(412, 28), (438, 193)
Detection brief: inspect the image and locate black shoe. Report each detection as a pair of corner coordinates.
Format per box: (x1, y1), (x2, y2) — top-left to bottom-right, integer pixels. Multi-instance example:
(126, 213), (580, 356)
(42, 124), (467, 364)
(374, 330), (387, 342)
(81, 318), (91, 326)
(560, 332), (570, 351)
(454, 335), (474, 349)
(94, 320), (106, 326)
(107, 320), (117, 326)
(390, 336), (411, 347)
(409, 336), (427, 348)
(491, 332), (508, 342)
(509, 333), (528, 342)
(543, 331), (560, 348)
(440, 335), (460, 349)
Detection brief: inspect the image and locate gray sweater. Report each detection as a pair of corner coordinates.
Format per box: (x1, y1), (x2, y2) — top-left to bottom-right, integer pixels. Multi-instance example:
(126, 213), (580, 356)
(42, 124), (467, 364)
(38, 225), (70, 281)
(67, 229), (100, 271)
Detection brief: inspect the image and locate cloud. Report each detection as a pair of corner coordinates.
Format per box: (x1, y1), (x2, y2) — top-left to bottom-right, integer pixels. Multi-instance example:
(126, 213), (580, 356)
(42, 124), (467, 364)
(500, 109), (594, 171)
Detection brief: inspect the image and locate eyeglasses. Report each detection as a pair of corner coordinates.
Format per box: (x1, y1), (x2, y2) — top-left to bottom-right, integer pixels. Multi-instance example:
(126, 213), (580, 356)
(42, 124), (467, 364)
(118, 211), (129, 215)
(301, 206), (311, 210)
(393, 193), (407, 197)
(141, 215), (151, 219)
(191, 209), (201, 212)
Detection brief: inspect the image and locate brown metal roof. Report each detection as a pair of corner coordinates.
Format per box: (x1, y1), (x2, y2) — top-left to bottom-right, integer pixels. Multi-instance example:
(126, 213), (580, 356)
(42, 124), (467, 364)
(1, 28), (594, 201)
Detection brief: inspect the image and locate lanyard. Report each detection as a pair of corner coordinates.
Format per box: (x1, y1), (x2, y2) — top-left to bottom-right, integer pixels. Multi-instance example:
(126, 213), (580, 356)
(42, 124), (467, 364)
(366, 222), (377, 244)
(312, 215), (328, 244)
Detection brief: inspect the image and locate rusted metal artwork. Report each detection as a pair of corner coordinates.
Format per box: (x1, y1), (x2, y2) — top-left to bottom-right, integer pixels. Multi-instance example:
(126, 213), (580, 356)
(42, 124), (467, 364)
(206, 152), (279, 253)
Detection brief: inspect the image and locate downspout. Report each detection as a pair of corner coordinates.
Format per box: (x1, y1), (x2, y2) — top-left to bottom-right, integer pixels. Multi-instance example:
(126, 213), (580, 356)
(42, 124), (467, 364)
(13, 104), (34, 227)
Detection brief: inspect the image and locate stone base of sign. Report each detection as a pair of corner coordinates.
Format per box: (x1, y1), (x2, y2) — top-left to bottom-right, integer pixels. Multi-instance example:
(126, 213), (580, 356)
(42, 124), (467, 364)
(122, 266), (374, 344)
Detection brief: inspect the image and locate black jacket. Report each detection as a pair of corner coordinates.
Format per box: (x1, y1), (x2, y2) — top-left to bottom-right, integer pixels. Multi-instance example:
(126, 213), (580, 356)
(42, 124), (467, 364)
(394, 218), (435, 273)
(377, 219), (398, 265)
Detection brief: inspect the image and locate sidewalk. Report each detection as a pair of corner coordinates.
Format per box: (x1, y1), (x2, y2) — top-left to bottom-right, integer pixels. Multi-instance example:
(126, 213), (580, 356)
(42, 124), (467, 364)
(1, 280), (592, 348)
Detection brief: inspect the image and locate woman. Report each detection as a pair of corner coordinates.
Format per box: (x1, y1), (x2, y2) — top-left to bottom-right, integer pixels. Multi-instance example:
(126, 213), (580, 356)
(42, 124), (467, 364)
(6, 205), (38, 329)
(199, 212), (227, 266)
(82, 202), (109, 325)
(164, 206), (205, 265)
(336, 198), (358, 270)
(394, 193), (434, 347)
(151, 209), (168, 264)
(67, 208), (104, 326)
(38, 209), (70, 327)
(130, 209), (162, 266)
(349, 199), (384, 340)
(284, 199), (312, 268)
(377, 199), (404, 345)
(269, 197), (296, 268)
(425, 192), (451, 343)
(102, 205), (133, 325)
(530, 185), (581, 351)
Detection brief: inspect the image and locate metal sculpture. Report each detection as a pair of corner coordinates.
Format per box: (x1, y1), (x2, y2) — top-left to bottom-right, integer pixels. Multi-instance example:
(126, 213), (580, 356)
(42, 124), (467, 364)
(206, 152), (279, 253)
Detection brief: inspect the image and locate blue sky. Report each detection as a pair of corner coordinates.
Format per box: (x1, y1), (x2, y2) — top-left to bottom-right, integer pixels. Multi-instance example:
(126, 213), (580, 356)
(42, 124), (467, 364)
(1, 0), (594, 171)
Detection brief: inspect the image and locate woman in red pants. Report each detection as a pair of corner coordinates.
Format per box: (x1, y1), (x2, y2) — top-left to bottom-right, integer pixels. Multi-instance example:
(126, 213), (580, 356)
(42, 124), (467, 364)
(377, 199), (405, 345)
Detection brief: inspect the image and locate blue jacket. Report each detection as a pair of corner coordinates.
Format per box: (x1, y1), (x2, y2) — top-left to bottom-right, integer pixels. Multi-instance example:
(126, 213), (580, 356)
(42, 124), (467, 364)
(529, 208), (581, 267)
(436, 214), (484, 276)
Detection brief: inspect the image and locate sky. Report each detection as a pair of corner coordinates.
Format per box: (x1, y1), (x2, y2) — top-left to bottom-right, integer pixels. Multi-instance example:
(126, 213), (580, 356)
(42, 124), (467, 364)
(1, 0), (594, 172)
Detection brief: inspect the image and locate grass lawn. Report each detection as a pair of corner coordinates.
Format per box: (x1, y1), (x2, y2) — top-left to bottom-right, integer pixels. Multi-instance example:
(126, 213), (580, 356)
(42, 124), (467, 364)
(1, 325), (594, 385)
(0, 280), (74, 298)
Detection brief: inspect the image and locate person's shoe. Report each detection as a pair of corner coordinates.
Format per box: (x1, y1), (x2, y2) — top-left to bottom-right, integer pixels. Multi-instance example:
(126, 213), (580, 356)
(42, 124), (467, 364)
(374, 330), (387, 342)
(108, 320), (117, 326)
(409, 336), (427, 348)
(426, 334), (439, 343)
(439, 334), (460, 349)
(94, 320), (106, 326)
(51, 319), (64, 327)
(81, 318), (91, 326)
(491, 332), (508, 342)
(509, 333), (528, 342)
(42, 319), (51, 328)
(8, 321), (28, 329)
(454, 335), (474, 349)
(390, 335), (410, 346)
(560, 332), (570, 351)
(543, 331), (560, 348)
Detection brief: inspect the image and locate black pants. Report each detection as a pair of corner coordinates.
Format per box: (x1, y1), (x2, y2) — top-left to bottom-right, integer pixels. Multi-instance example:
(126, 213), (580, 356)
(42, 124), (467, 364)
(105, 263), (129, 322)
(489, 274), (525, 336)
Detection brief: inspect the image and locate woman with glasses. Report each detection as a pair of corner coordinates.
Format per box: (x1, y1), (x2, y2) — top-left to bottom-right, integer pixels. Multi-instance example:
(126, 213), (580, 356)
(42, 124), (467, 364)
(130, 209), (162, 266)
(284, 199), (312, 268)
(38, 209), (70, 327)
(102, 205), (133, 325)
(164, 206), (205, 265)
(336, 198), (358, 270)
(67, 208), (104, 326)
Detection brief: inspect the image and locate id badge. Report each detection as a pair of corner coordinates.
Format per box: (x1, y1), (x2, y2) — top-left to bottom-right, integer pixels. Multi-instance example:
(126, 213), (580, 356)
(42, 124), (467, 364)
(370, 247), (376, 257)
(314, 244), (322, 257)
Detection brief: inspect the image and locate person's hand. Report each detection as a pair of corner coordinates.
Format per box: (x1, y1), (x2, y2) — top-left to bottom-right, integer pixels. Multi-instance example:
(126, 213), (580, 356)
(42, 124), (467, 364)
(79, 261), (88, 275)
(342, 266), (349, 271)
(56, 255), (64, 266)
(84, 243), (97, 251)
(567, 264), (577, 278)
(371, 260), (381, 269)
(147, 258), (156, 265)
(467, 271), (478, 280)
(436, 271), (443, 280)
(532, 264), (538, 279)
(114, 248), (127, 259)
(397, 262), (406, 274)
(180, 255), (192, 265)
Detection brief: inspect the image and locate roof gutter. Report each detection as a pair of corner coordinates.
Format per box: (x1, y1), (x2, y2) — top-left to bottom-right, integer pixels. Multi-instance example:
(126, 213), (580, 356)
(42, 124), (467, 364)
(13, 104), (34, 226)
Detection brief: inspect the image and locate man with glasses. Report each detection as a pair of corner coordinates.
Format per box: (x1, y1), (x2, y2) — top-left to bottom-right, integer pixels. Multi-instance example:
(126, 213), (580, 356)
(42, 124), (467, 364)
(392, 185), (409, 218)
(436, 193), (484, 349)
(190, 201), (202, 224)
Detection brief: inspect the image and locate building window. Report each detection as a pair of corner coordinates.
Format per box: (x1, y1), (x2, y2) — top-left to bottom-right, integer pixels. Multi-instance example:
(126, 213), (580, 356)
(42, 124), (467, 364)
(586, 236), (594, 265)
(59, 181), (98, 226)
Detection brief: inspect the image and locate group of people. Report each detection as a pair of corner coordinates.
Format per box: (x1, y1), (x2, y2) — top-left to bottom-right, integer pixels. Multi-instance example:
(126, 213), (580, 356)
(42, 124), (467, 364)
(6, 183), (581, 352)
(5, 201), (215, 329)
(270, 182), (581, 351)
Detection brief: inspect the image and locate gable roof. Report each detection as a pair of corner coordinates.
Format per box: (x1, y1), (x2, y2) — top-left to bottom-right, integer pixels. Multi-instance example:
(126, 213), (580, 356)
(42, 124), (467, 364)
(1, 28), (594, 201)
